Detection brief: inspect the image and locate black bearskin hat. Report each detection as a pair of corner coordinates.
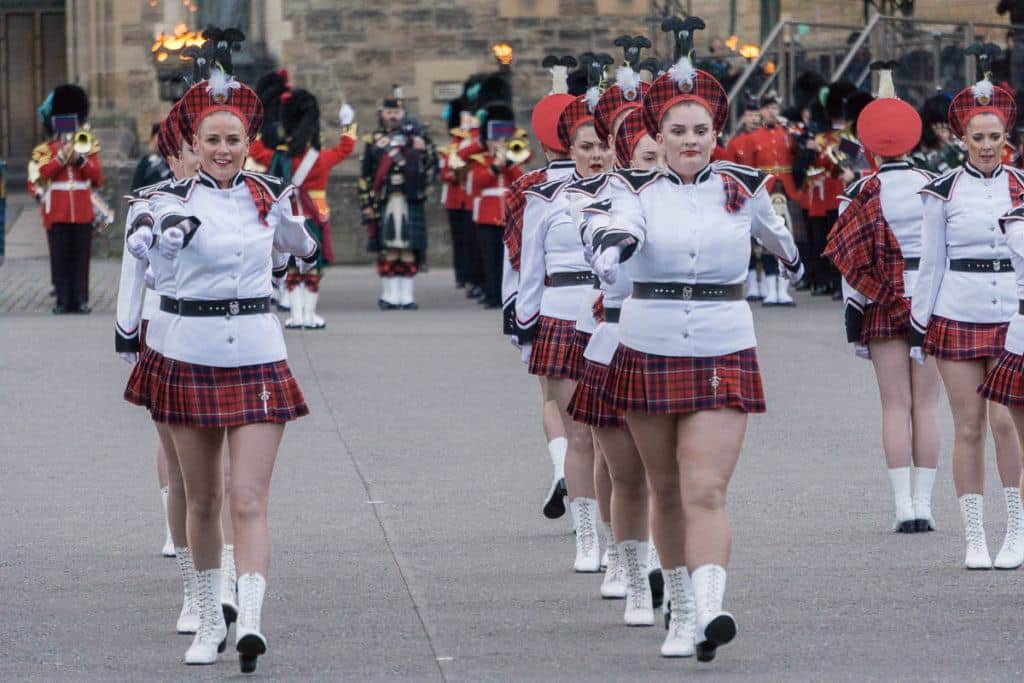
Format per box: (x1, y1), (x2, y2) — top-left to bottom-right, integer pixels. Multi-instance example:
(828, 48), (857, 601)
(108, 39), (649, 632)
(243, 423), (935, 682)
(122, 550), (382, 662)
(793, 71), (826, 111)
(566, 68), (589, 96)
(825, 80), (857, 121)
(920, 93), (950, 126)
(478, 73), (512, 107)
(445, 96), (465, 130)
(281, 88), (320, 155)
(479, 102), (515, 143)
(844, 90), (875, 136)
(255, 69), (290, 149)
(51, 84), (89, 121)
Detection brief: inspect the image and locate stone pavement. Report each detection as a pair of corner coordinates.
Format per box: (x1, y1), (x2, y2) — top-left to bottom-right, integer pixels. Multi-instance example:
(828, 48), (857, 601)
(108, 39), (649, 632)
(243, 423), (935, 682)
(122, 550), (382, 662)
(2, 246), (1024, 681)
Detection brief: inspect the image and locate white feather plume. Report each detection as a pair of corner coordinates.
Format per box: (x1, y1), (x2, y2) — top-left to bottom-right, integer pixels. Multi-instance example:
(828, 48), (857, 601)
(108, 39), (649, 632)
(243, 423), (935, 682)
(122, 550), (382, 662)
(550, 65), (568, 95)
(668, 56), (697, 92)
(584, 85), (601, 113)
(972, 78), (994, 104)
(205, 66), (240, 102)
(876, 70), (895, 99)
(616, 66), (640, 101)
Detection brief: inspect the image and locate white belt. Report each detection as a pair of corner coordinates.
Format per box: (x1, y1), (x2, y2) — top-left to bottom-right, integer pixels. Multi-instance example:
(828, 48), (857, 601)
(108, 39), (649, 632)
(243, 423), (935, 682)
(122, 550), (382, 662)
(49, 181), (92, 191)
(481, 188), (510, 198)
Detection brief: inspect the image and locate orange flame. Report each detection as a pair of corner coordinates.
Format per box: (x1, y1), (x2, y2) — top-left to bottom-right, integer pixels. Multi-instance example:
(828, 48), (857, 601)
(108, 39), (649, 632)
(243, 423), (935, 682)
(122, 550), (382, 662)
(491, 43), (513, 66)
(739, 44), (761, 60)
(151, 23), (206, 62)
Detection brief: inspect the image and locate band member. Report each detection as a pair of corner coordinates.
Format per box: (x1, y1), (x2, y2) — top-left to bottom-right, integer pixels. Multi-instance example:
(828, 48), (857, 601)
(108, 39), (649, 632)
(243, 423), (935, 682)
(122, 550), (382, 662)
(249, 86), (357, 328)
(439, 95), (476, 288)
(911, 64), (1024, 570)
(590, 46), (803, 660)
(502, 61), (577, 521)
(359, 86), (436, 310)
(823, 66), (941, 534)
(128, 59), (316, 670)
(35, 84), (103, 314)
(516, 71), (614, 573)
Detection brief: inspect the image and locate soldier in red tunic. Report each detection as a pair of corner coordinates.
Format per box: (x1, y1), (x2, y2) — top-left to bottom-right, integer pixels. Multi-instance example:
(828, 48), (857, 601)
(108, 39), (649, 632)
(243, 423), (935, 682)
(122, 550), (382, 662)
(438, 95), (477, 289)
(36, 84), (103, 314)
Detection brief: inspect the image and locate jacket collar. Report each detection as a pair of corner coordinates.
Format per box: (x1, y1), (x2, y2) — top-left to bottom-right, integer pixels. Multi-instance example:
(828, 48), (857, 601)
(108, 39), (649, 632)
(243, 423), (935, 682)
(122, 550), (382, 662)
(878, 160), (913, 173)
(197, 169), (245, 189)
(963, 161), (1004, 179)
(664, 164), (714, 185)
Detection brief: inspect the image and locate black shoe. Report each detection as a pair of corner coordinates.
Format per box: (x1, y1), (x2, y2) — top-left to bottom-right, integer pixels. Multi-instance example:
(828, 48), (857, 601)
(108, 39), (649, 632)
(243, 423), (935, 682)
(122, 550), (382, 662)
(237, 633), (267, 674)
(896, 520), (917, 533)
(401, 302), (419, 310)
(223, 603), (238, 630)
(664, 600), (671, 629)
(75, 304), (92, 314)
(542, 478), (567, 519)
(649, 568), (664, 608)
(914, 519), (933, 532)
(52, 305), (68, 314)
(696, 614), (737, 663)
(378, 299), (398, 310)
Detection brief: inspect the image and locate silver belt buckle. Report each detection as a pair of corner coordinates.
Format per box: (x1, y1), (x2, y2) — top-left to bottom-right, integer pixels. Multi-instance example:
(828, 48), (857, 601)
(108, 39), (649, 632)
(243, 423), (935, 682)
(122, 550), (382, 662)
(681, 286), (693, 300)
(229, 300), (240, 316)
(994, 259), (1002, 272)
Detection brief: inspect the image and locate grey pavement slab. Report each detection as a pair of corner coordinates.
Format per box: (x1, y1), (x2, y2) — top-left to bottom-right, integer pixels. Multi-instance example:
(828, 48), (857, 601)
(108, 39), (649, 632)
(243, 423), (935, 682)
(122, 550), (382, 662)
(2, 262), (1023, 681)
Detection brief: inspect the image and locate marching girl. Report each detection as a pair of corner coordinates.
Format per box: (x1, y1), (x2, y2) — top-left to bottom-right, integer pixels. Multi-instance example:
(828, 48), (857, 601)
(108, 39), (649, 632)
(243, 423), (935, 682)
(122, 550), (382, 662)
(910, 75), (1024, 570)
(822, 69), (942, 534)
(503, 83), (577, 521)
(130, 69), (317, 671)
(516, 91), (615, 572)
(590, 58), (802, 660)
(570, 101), (667, 628)
(119, 108), (244, 638)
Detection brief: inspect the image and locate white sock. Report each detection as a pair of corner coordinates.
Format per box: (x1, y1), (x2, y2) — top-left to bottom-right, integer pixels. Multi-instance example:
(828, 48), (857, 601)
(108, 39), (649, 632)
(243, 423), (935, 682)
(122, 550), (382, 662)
(888, 467), (913, 520)
(548, 437), (567, 481)
(912, 467), (936, 509)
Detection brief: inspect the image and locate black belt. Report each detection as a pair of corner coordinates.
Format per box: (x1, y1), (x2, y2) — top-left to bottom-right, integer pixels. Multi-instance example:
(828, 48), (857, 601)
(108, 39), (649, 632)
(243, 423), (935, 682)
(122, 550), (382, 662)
(604, 307), (621, 323)
(903, 257), (920, 270)
(160, 296), (272, 317)
(547, 271), (597, 287)
(632, 282), (745, 301)
(949, 258), (1012, 273)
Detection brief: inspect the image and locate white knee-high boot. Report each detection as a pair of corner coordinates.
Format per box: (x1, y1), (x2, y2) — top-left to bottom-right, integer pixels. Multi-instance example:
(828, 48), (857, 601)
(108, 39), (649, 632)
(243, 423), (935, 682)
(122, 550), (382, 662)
(912, 466), (937, 531)
(691, 564), (736, 662)
(184, 568), (227, 665)
(620, 540), (654, 626)
(221, 545), (238, 629)
(995, 487), (1024, 569)
(889, 466), (915, 533)
(236, 572), (268, 673)
(569, 498), (601, 572)
(959, 494), (992, 569)
(175, 546), (200, 634)
(661, 566), (695, 657)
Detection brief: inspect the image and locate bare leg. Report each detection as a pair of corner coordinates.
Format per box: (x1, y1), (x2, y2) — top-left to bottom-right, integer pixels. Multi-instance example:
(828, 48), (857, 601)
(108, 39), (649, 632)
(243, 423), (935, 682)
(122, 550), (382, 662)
(910, 356), (942, 469)
(227, 423), (285, 577)
(546, 378), (595, 499)
(594, 435), (613, 524)
(156, 442), (169, 488)
(540, 377), (565, 442)
(221, 441), (234, 545)
(868, 339), (913, 469)
(157, 423), (187, 547)
(169, 425), (225, 570)
(936, 359), (989, 496)
(677, 409), (746, 569)
(627, 413), (684, 568)
(596, 426), (648, 541)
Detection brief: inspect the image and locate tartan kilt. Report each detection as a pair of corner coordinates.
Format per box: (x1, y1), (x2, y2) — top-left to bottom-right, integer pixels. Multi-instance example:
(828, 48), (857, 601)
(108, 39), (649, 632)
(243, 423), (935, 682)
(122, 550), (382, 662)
(861, 301), (910, 343)
(568, 358), (627, 429)
(979, 350), (1024, 408)
(124, 346), (167, 410)
(923, 316), (1008, 361)
(140, 357), (309, 428)
(528, 317), (584, 380)
(604, 345), (766, 415)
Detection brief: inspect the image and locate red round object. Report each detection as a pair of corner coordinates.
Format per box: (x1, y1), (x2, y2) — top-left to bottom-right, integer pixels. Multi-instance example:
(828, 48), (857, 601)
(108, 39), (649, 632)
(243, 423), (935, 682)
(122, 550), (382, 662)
(531, 94), (575, 153)
(857, 98), (922, 158)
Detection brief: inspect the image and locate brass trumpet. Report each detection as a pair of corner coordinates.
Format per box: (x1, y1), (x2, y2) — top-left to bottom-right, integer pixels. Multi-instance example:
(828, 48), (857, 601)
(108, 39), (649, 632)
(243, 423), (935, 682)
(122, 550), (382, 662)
(506, 128), (531, 164)
(65, 124), (100, 156)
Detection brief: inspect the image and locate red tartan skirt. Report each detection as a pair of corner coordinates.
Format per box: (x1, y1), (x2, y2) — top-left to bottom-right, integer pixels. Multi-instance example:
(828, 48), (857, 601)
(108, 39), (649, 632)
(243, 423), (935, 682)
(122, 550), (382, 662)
(861, 301), (910, 343)
(923, 316), (1008, 361)
(979, 350), (1024, 408)
(528, 317), (586, 380)
(126, 353), (309, 428)
(604, 345), (766, 415)
(568, 358), (627, 429)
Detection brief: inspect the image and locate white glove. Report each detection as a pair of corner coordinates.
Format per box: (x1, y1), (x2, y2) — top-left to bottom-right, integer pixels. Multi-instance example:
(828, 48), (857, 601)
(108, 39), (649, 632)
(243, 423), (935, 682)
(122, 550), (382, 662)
(118, 352), (139, 365)
(520, 343), (532, 365)
(158, 227), (185, 260)
(593, 245), (622, 285)
(910, 346), (926, 365)
(853, 343), (871, 360)
(782, 261), (805, 284)
(339, 103), (355, 126)
(126, 226), (154, 259)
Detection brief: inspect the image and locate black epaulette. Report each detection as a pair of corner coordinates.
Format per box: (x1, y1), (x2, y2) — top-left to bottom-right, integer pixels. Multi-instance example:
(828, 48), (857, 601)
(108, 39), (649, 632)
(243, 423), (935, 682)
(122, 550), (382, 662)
(145, 176), (198, 201)
(919, 168), (960, 201)
(124, 178), (175, 203)
(523, 177), (568, 202)
(711, 161), (770, 196)
(841, 175), (873, 201)
(566, 173), (610, 197)
(614, 168), (661, 193)
(240, 171), (292, 201)
(583, 198), (612, 215)
(999, 207), (1024, 233)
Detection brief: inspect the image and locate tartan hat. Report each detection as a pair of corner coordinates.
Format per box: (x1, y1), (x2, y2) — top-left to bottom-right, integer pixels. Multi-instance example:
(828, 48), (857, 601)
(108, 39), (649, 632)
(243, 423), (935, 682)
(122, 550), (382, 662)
(178, 67), (264, 143)
(641, 56), (728, 138)
(531, 93), (575, 153)
(949, 78), (1016, 138)
(157, 102), (184, 160)
(556, 88), (601, 150)
(594, 66), (650, 142)
(614, 107), (649, 167)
